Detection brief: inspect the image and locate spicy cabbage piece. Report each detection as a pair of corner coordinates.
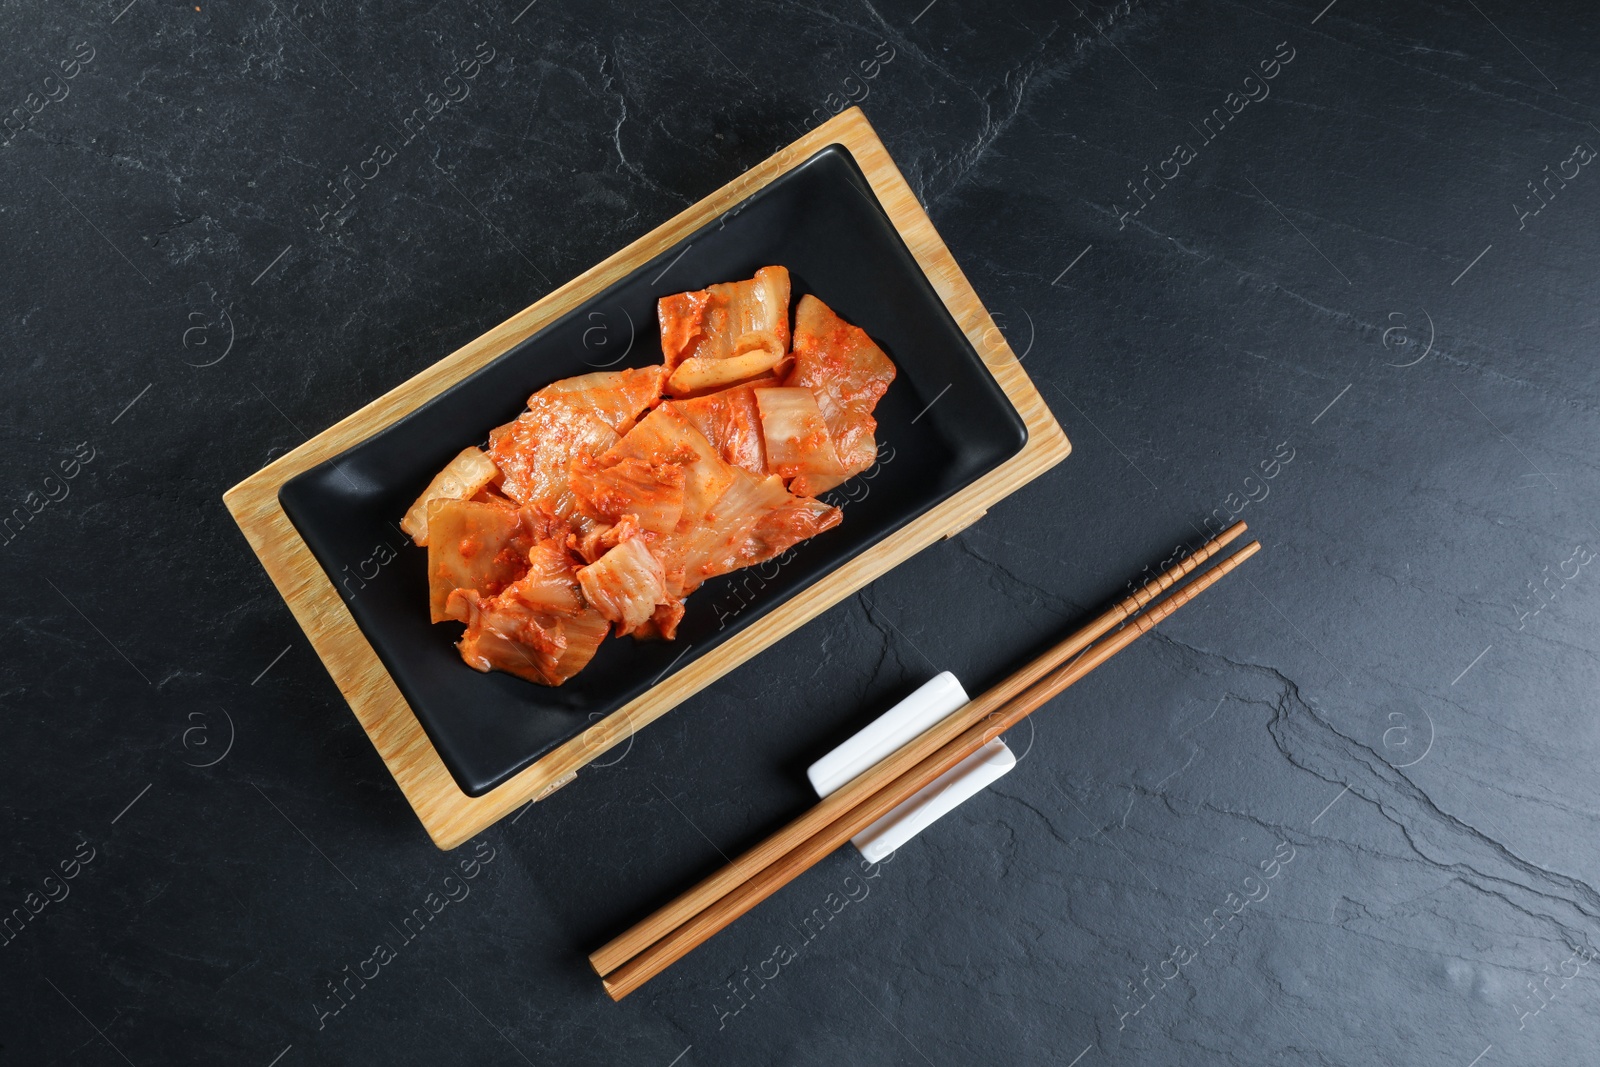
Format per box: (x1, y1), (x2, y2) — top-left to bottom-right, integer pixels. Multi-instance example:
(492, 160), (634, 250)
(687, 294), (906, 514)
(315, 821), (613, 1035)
(527, 365), (667, 434)
(791, 454), (867, 499)
(425, 498), (539, 623)
(401, 446), (500, 546)
(490, 410), (615, 524)
(447, 555), (609, 686)
(570, 456), (686, 535)
(754, 387), (846, 480)
(501, 537), (586, 617)
(646, 598), (686, 641)
(660, 469), (841, 596)
(657, 266), (790, 370)
(448, 587), (569, 685)
(657, 289), (717, 372)
(488, 366), (665, 522)
(571, 512), (644, 566)
(598, 404), (736, 525)
(545, 608), (610, 684)
(575, 535), (668, 636)
(627, 604), (684, 643)
(664, 331), (786, 397)
(786, 294), (896, 496)
(673, 381), (774, 477)
(705, 478), (841, 583)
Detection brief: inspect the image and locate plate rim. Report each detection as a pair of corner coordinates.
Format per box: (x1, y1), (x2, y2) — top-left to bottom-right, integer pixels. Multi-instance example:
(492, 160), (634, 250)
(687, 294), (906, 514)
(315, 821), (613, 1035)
(277, 141), (1029, 796)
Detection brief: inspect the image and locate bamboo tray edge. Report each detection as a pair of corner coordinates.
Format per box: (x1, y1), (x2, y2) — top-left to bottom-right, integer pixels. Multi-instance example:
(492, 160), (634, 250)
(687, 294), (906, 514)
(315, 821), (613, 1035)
(222, 107), (1070, 849)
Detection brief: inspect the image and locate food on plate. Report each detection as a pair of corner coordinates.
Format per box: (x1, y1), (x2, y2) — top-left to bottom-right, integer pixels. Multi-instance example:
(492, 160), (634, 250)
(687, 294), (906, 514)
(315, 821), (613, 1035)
(665, 334), (785, 396)
(754, 387), (846, 480)
(485, 366), (665, 525)
(674, 380), (775, 476)
(400, 446), (499, 545)
(424, 499), (539, 623)
(659, 265), (790, 371)
(787, 295), (897, 496)
(401, 266), (896, 686)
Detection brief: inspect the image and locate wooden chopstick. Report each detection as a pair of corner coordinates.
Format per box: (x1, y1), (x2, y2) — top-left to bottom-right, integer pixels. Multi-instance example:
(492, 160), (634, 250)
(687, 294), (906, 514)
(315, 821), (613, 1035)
(590, 521), (1249, 980)
(600, 539), (1261, 999)
(590, 522), (1253, 986)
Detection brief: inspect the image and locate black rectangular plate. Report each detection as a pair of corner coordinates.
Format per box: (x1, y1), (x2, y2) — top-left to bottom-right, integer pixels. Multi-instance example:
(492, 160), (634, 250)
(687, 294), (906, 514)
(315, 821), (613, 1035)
(280, 144), (1028, 797)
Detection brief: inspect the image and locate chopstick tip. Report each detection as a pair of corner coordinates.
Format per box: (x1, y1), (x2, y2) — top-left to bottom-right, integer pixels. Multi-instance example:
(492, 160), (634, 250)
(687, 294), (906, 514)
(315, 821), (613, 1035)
(1201, 521), (1248, 555)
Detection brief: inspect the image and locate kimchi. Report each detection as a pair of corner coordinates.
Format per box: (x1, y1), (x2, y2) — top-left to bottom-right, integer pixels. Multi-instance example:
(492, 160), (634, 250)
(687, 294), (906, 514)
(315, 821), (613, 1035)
(402, 268), (896, 686)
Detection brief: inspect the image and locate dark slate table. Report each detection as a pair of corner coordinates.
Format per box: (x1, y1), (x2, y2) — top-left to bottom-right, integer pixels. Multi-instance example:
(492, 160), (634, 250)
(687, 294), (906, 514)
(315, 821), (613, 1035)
(6, 1), (1597, 1064)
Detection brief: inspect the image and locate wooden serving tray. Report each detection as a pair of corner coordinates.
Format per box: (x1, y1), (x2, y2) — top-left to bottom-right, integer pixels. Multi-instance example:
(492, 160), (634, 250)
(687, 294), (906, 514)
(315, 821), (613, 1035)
(222, 107), (1070, 849)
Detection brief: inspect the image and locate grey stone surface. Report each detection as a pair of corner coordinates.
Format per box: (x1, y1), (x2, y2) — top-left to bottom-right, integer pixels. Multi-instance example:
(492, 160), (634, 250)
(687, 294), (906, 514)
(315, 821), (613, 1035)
(3, 1), (1597, 1064)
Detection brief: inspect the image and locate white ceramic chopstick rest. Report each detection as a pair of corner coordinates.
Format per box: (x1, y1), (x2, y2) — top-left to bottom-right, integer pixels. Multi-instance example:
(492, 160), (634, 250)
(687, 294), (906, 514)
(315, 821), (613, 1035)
(806, 672), (1016, 862)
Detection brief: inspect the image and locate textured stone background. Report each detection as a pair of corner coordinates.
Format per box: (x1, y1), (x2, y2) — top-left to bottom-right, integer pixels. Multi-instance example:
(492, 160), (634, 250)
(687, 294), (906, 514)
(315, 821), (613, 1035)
(4, 1), (1598, 1064)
